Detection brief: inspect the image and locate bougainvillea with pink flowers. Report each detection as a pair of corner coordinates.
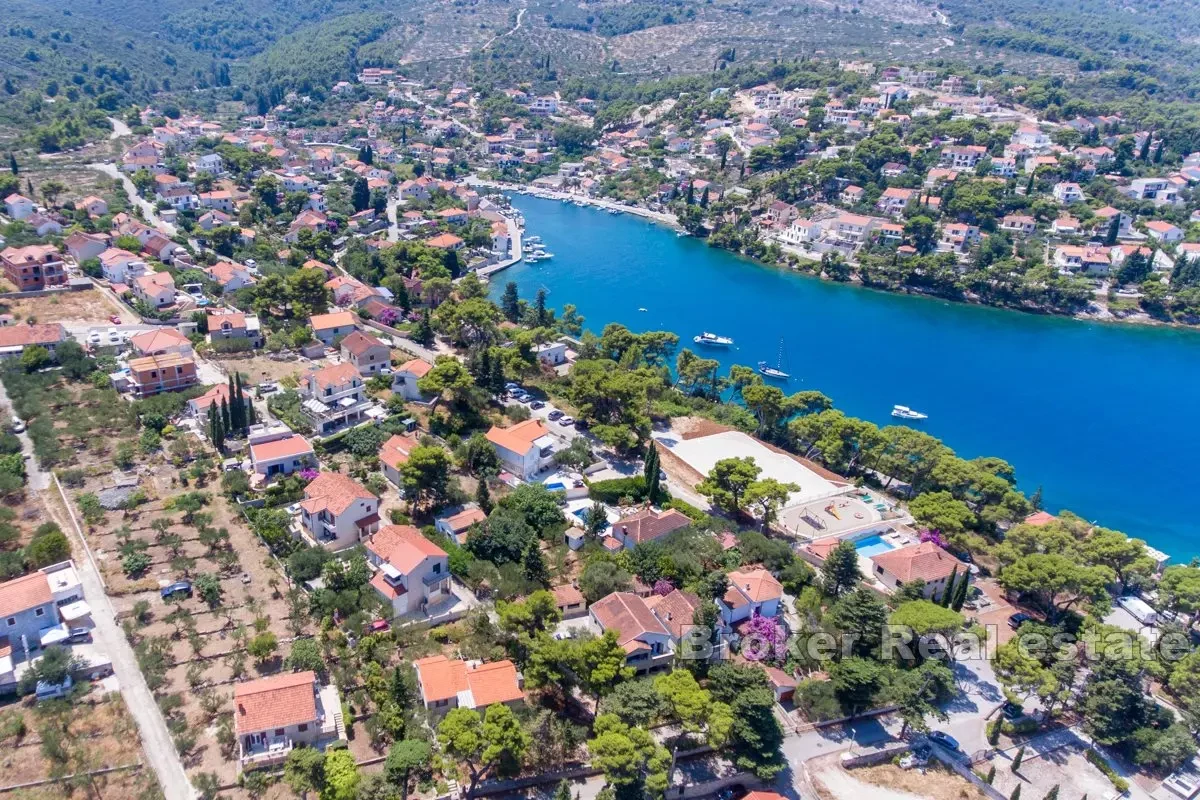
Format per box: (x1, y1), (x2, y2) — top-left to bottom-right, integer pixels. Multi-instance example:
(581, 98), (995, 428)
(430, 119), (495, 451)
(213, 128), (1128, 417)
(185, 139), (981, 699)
(919, 529), (947, 548)
(377, 307), (400, 326)
(652, 579), (675, 596)
(299, 468), (320, 482)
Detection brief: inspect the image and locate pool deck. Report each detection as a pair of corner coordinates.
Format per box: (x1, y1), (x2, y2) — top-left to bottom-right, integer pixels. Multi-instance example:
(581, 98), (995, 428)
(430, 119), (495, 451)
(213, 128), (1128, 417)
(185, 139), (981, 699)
(778, 495), (884, 538)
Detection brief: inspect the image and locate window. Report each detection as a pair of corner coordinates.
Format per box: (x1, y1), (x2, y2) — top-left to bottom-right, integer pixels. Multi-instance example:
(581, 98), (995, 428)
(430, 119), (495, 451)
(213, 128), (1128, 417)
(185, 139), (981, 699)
(275, 728), (285, 736)
(5, 617), (14, 627)
(433, 563), (441, 575)
(298, 723), (308, 732)
(34, 608), (44, 617)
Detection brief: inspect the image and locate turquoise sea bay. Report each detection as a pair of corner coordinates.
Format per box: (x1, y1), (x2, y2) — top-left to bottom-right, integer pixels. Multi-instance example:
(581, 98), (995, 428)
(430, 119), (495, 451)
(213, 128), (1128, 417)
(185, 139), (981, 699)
(491, 196), (1200, 559)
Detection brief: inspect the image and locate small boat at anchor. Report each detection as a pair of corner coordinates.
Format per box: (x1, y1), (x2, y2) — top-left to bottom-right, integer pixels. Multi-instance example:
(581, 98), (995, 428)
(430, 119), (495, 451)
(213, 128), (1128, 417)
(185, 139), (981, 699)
(694, 332), (734, 347)
(891, 405), (928, 420)
(758, 338), (791, 381)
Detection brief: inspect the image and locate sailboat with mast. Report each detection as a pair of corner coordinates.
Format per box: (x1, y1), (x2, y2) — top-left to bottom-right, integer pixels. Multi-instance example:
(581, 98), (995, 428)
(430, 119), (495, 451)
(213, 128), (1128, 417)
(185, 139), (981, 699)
(758, 339), (790, 381)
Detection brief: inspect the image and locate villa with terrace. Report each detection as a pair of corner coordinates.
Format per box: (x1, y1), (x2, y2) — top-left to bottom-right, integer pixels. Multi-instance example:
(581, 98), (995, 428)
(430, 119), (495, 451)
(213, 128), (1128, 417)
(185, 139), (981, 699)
(300, 363), (375, 435)
(234, 671), (344, 772)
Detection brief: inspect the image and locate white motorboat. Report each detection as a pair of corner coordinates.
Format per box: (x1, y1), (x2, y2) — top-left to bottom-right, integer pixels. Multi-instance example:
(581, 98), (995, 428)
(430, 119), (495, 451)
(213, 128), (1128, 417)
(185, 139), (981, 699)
(891, 405), (928, 420)
(694, 332), (734, 347)
(758, 338), (790, 381)
(525, 255), (540, 264)
(538, 251), (554, 259)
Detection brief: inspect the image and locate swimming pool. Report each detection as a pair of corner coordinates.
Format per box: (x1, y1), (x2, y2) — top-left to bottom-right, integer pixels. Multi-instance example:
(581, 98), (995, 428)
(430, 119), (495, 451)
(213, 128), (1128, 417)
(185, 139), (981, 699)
(572, 507), (608, 532)
(855, 534), (897, 558)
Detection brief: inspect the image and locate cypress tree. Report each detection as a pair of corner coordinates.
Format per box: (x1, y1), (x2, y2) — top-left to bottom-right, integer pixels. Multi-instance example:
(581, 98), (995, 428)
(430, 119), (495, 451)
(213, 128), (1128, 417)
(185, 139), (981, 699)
(207, 405), (217, 448)
(941, 568), (958, 607)
(489, 353), (505, 395)
(1138, 133), (1152, 161)
(476, 478), (492, 514)
(1153, 138), (1164, 164)
(951, 573), (970, 611)
(985, 766), (995, 784)
(8, 153), (16, 175)
(685, 182), (695, 204)
(227, 375), (238, 429)
(643, 443), (661, 505)
(501, 281), (520, 322)
(246, 395), (257, 426)
(1042, 786), (1058, 800)
(1011, 746), (1025, 772)
(1010, 787), (1021, 800)
(220, 397), (231, 438)
(1105, 214), (1120, 246)
(1024, 171), (1035, 196)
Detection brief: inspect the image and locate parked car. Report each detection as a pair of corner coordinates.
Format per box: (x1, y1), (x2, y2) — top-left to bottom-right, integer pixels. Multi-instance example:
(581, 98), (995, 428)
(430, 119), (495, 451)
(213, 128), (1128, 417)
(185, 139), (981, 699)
(505, 382), (521, 391)
(160, 581), (193, 601)
(109, 314), (122, 325)
(256, 382), (278, 395)
(67, 627), (92, 644)
(367, 619), (391, 634)
(10, 416), (25, 434)
(530, 401), (546, 410)
(87, 331), (102, 345)
(1008, 612), (1034, 630)
(927, 731), (960, 751)
(573, 419), (589, 430)
(517, 393), (533, 403)
(558, 416), (575, 427)
(1001, 702), (1025, 720)
(547, 410), (564, 421)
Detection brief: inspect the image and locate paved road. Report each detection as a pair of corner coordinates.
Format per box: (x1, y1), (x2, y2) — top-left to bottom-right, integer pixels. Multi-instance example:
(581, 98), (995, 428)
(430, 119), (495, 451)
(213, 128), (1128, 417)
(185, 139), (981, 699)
(0, 379), (47, 492)
(88, 162), (177, 236)
(107, 116), (132, 139)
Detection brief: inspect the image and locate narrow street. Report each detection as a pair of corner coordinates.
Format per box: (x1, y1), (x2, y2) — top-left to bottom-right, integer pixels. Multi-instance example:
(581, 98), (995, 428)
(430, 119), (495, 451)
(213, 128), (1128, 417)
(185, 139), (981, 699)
(88, 162), (177, 236)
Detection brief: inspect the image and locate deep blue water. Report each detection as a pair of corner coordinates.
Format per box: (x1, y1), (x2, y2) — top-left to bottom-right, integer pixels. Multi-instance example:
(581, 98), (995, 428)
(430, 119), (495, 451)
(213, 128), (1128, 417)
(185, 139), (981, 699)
(491, 196), (1200, 560)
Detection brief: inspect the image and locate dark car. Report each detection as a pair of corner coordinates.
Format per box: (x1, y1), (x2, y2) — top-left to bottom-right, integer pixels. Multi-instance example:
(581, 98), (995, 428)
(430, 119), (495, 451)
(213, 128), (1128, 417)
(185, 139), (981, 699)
(547, 410), (564, 421)
(927, 731), (960, 751)
(161, 581), (193, 601)
(530, 401), (546, 410)
(573, 418), (589, 430)
(1001, 702), (1025, 720)
(1008, 612), (1034, 630)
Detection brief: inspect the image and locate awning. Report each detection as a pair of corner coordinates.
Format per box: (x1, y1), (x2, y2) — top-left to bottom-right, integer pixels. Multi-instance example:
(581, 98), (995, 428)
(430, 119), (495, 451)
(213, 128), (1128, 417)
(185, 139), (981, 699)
(302, 398), (330, 414)
(58, 600), (91, 622)
(39, 624), (68, 646)
(336, 396), (358, 408)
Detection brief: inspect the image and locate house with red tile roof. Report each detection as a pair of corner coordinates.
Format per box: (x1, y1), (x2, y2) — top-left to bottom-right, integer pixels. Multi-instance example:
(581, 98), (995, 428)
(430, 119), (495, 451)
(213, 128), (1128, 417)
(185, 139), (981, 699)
(0, 323), (68, 361)
(869, 540), (968, 599)
(132, 271), (177, 309)
(339, 330), (390, 377)
(129, 327), (191, 358)
(718, 568), (783, 625)
(435, 506), (488, 545)
(609, 507), (691, 550)
(300, 472), (380, 551)
(552, 583), (587, 619)
(392, 358), (434, 401)
(248, 432), (315, 477)
(308, 310), (357, 345)
(425, 232), (464, 251)
(1, 245), (65, 291)
(589, 592), (673, 673)
(233, 671), (343, 771)
(644, 588), (702, 642)
(484, 419), (557, 479)
(188, 383), (231, 417)
(364, 525), (452, 617)
(413, 655), (524, 713)
(378, 434), (417, 487)
(126, 352), (197, 397)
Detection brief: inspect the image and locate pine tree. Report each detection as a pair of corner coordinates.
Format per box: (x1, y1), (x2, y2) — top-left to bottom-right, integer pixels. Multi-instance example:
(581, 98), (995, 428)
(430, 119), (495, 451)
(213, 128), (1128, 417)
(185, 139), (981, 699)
(1011, 746), (1025, 772)
(475, 348), (492, 388)
(941, 568), (957, 607)
(534, 288), (549, 327)
(352, 177), (370, 212)
(501, 281), (520, 322)
(476, 478), (493, 514)
(414, 310), (434, 346)
(489, 353), (505, 395)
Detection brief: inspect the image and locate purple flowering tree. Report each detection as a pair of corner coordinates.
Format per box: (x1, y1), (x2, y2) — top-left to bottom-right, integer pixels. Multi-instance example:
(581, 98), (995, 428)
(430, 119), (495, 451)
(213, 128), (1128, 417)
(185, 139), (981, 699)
(298, 468), (320, 482)
(652, 579), (675, 596)
(377, 307), (400, 326)
(742, 613), (787, 663)
(919, 529), (947, 548)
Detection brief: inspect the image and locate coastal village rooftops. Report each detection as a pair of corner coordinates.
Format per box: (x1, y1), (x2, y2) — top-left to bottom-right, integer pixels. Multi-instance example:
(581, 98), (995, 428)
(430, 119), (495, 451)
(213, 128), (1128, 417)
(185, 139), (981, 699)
(591, 592), (669, 651)
(425, 233), (464, 249)
(309, 310), (357, 332)
(485, 419), (551, 454)
(414, 655), (523, 707)
(300, 472), (375, 517)
(644, 589), (701, 639)
(367, 524), (447, 573)
(870, 540), (965, 583)
(249, 434), (313, 463)
(234, 671), (318, 735)
(0, 571), (51, 619)
(1024, 511), (1057, 527)
(441, 507), (487, 534)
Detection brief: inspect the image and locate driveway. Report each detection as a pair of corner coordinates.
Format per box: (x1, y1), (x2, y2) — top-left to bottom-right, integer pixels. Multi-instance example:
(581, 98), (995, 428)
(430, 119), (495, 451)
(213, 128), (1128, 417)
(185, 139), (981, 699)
(0, 380), (47, 491)
(45, 481), (195, 800)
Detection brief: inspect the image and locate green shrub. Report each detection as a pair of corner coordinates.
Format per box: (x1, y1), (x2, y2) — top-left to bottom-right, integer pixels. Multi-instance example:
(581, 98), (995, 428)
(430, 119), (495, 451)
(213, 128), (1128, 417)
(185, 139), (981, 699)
(587, 476), (646, 504)
(1084, 748), (1129, 793)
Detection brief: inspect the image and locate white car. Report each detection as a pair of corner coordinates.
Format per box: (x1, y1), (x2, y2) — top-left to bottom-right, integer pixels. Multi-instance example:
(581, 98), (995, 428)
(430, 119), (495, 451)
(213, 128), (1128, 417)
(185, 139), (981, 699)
(11, 416), (25, 434)
(87, 332), (102, 345)
(558, 416), (575, 427)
